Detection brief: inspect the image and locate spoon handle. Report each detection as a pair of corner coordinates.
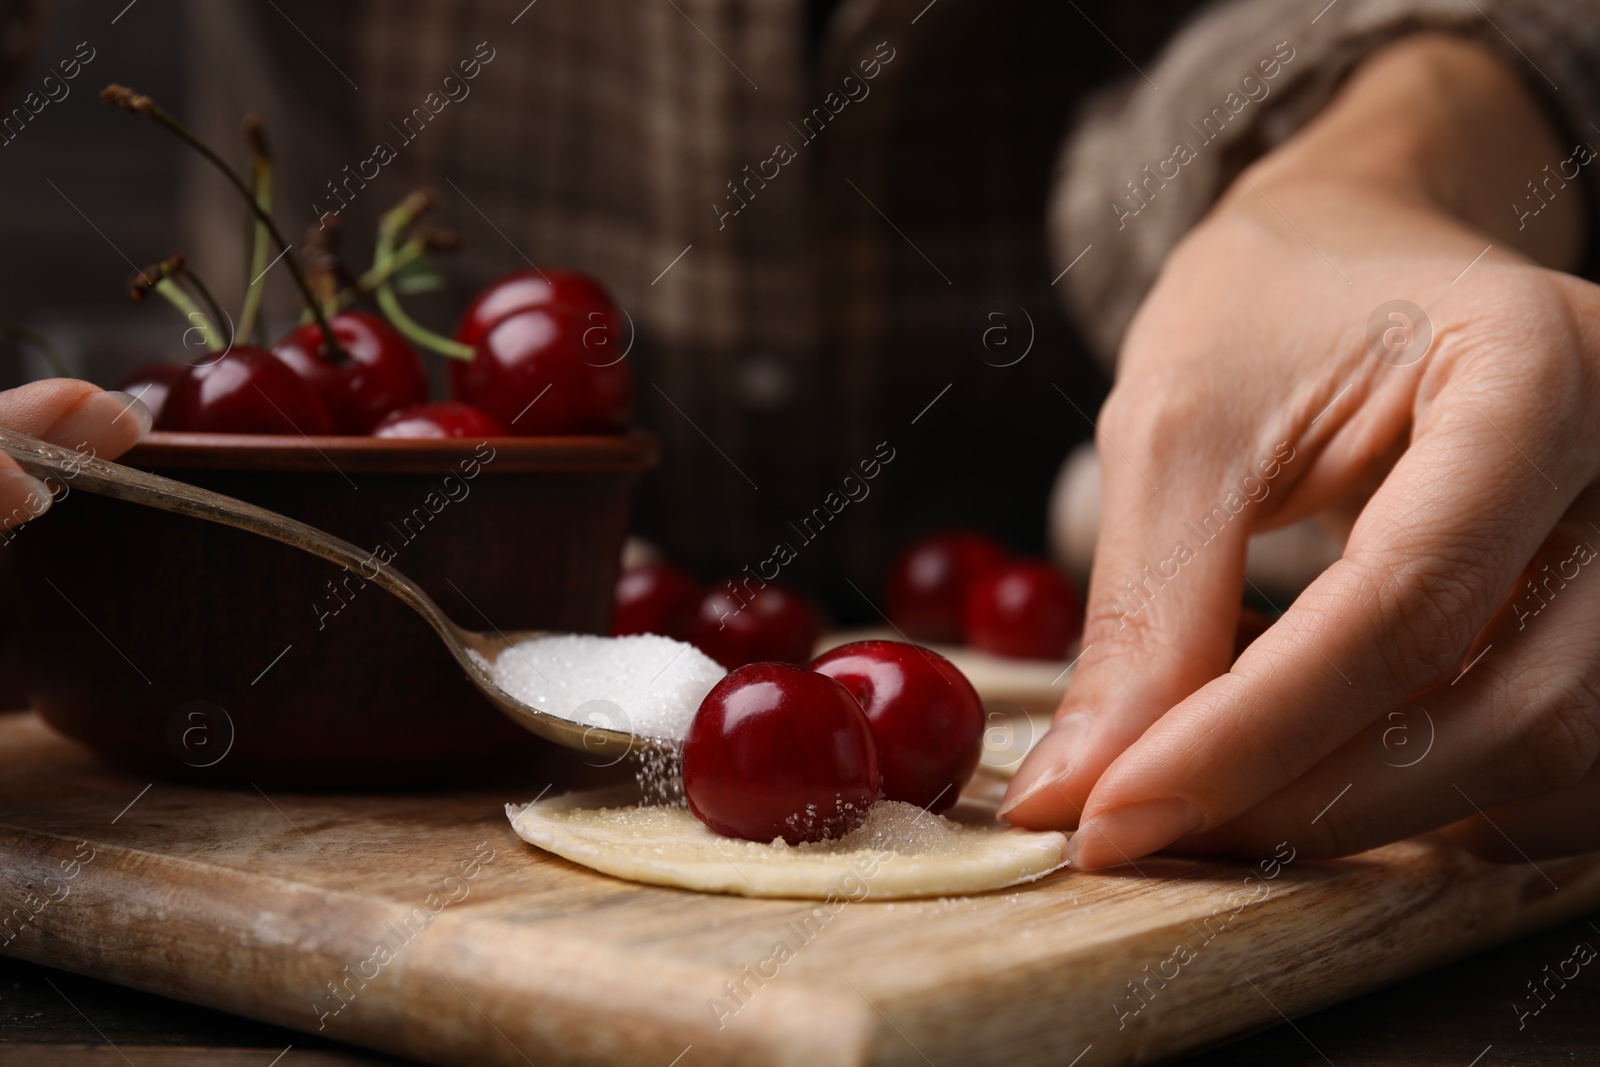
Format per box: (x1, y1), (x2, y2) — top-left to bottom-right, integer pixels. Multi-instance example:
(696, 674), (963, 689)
(0, 428), (632, 755)
(0, 428), (454, 636)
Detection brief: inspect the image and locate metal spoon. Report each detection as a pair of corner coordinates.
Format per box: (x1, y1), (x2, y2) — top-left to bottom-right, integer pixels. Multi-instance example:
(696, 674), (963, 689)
(0, 427), (638, 758)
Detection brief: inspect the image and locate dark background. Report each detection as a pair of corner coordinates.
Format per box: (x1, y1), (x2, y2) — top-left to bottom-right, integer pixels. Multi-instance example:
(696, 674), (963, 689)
(0, 0), (1209, 622)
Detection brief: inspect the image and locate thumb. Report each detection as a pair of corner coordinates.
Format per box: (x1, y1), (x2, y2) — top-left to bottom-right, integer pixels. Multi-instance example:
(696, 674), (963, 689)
(0, 379), (153, 459)
(0, 380), (152, 535)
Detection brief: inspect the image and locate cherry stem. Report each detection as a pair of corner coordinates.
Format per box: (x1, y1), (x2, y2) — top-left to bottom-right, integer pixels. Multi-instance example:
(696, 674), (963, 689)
(101, 86), (346, 361)
(0, 320), (69, 377)
(131, 256), (222, 352)
(306, 214), (359, 320)
(155, 279), (222, 353)
(303, 231), (337, 321)
(178, 264), (234, 351)
(373, 194), (473, 362)
(238, 115), (272, 344)
(360, 229), (457, 297)
(304, 236), (428, 321)
(357, 237), (426, 297)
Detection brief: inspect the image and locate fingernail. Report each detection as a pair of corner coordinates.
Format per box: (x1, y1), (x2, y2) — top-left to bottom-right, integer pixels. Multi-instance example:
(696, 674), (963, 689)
(101, 391), (154, 439)
(997, 712), (1091, 820)
(0, 468), (53, 525)
(1067, 797), (1203, 869)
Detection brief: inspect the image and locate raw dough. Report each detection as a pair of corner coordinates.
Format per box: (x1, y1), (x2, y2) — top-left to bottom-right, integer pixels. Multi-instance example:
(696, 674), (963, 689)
(506, 777), (1069, 900)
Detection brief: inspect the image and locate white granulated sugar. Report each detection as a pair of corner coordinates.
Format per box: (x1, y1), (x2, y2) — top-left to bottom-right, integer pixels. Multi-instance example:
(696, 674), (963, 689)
(482, 634), (725, 741)
(818, 801), (977, 856)
(548, 798), (990, 859)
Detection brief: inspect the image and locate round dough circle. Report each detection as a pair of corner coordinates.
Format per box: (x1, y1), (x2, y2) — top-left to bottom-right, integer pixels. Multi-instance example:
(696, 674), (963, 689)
(506, 781), (1069, 900)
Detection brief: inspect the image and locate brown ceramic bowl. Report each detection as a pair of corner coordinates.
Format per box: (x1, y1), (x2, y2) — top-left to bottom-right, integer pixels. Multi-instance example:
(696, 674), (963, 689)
(8, 430), (658, 786)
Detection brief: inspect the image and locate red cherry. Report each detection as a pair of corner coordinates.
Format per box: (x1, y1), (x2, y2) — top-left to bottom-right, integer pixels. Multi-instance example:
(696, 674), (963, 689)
(809, 640), (983, 812)
(157, 346), (332, 434)
(613, 562), (701, 640)
(116, 363), (184, 424)
(372, 402), (507, 439)
(690, 582), (822, 669)
(264, 335), (341, 424)
(450, 308), (633, 435)
(886, 531), (1007, 643)
(683, 662), (881, 844)
(964, 560), (1082, 660)
(272, 311), (428, 434)
(454, 268), (618, 349)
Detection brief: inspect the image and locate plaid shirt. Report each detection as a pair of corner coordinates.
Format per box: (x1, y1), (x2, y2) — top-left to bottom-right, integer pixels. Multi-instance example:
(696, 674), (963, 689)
(178, 0), (1176, 613)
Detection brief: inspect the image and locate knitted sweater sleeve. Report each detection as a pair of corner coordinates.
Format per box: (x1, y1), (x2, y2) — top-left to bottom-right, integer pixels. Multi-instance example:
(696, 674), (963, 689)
(1050, 0), (1600, 366)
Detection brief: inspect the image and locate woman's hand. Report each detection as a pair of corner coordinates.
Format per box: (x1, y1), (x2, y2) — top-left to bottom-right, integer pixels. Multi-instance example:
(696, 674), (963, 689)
(0, 380), (151, 534)
(1001, 34), (1600, 867)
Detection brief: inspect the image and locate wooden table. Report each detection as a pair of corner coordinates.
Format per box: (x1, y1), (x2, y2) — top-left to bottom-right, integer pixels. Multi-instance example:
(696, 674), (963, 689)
(4, 912), (1598, 1066)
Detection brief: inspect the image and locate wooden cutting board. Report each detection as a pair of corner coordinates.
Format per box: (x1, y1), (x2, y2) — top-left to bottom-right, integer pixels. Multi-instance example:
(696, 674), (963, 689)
(3, 709), (1599, 1067)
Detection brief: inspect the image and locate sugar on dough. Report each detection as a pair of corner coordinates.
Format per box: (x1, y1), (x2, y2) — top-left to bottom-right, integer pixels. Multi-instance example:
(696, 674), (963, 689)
(506, 773), (1069, 900)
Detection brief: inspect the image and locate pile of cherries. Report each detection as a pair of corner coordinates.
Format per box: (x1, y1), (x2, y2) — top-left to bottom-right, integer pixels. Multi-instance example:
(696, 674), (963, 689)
(886, 530), (1082, 660)
(126, 269), (631, 440)
(102, 84), (631, 441)
(682, 641), (985, 844)
(612, 561), (822, 670)
(611, 548), (1007, 845)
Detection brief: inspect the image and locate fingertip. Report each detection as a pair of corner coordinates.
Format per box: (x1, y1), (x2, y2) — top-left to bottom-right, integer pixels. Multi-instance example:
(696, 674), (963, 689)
(998, 713), (1091, 828)
(45, 386), (150, 459)
(996, 772), (1065, 827)
(101, 390), (155, 442)
(1065, 796), (1204, 870)
(0, 379), (157, 461)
